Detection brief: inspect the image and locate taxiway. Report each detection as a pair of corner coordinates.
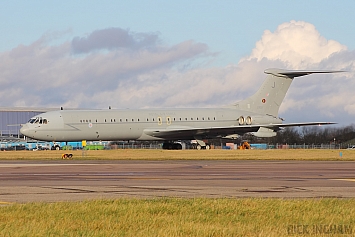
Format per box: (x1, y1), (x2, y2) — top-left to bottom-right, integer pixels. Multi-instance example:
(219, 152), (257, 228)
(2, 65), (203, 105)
(0, 160), (355, 203)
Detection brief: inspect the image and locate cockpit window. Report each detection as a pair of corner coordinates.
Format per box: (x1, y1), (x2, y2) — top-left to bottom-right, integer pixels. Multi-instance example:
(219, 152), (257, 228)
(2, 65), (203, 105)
(28, 117), (48, 124)
(28, 118), (36, 124)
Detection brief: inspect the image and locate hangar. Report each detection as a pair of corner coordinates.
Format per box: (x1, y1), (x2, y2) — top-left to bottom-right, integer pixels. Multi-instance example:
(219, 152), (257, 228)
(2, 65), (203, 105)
(0, 107), (55, 140)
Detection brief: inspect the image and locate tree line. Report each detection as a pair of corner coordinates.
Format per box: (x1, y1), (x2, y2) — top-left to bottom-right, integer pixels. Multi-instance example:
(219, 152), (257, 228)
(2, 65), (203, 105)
(245, 124), (355, 147)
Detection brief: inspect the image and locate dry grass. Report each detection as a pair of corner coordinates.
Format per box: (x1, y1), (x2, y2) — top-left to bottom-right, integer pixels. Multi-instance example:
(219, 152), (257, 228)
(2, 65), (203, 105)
(1, 198), (354, 236)
(0, 149), (354, 160)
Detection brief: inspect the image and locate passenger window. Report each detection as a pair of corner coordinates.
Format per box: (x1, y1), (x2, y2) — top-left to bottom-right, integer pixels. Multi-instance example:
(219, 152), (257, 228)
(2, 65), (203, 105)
(43, 119), (47, 124)
(167, 117), (171, 125)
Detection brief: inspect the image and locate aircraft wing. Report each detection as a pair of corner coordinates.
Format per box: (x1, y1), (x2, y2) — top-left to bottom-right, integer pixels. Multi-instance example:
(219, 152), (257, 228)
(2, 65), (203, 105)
(144, 125), (260, 140)
(263, 122), (336, 128)
(144, 122), (336, 139)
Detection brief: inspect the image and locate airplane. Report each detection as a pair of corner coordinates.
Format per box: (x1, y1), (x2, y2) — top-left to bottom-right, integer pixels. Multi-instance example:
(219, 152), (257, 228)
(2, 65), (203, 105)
(20, 68), (341, 150)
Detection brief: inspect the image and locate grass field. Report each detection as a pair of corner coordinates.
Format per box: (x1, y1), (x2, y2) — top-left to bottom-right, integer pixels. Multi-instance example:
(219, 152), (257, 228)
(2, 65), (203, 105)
(1, 198), (354, 236)
(0, 149), (354, 160)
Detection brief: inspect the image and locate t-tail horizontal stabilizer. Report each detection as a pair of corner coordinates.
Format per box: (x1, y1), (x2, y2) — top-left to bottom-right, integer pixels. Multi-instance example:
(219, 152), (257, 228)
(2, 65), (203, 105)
(264, 68), (345, 78)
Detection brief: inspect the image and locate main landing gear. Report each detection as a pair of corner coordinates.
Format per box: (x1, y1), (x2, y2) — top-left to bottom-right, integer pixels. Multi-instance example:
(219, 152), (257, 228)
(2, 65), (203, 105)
(191, 143), (211, 150)
(162, 142), (182, 150)
(162, 140), (210, 150)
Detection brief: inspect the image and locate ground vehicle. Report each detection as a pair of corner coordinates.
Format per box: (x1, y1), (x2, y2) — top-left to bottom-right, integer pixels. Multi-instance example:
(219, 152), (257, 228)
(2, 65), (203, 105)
(238, 141), (251, 150)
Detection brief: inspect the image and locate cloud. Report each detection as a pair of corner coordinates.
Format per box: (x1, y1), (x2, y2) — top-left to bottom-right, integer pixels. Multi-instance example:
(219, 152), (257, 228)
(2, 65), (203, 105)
(0, 27), (211, 108)
(1, 22), (355, 125)
(241, 20), (347, 69)
(71, 28), (160, 54)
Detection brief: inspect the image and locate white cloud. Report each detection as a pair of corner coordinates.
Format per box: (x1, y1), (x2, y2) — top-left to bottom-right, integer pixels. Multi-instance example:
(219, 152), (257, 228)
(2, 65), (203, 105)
(241, 20), (347, 69)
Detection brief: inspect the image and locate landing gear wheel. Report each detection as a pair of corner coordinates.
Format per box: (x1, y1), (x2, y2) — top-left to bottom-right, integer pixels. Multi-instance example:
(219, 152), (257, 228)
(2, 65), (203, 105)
(51, 145), (60, 150)
(205, 145), (210, 150)
(173, 143), (182, 150)
(196, 144), (202, 150)
(162, 143), (169, 150)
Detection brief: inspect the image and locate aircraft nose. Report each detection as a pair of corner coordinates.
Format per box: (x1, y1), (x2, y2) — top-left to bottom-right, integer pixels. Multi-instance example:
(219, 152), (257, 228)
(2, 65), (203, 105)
(20, 124), (30, 136)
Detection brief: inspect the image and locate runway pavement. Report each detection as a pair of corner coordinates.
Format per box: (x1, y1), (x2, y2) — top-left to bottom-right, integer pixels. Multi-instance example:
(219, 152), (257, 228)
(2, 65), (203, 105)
(1, 160), (355, 203)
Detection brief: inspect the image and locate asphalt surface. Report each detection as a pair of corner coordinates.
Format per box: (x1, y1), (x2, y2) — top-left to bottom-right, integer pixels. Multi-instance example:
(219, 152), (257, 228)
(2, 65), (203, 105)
(1, 160), (355, 203)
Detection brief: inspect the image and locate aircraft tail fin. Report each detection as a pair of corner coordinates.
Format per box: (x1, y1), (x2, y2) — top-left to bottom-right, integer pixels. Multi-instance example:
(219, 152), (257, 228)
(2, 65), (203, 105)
(233, 68), (343, 117)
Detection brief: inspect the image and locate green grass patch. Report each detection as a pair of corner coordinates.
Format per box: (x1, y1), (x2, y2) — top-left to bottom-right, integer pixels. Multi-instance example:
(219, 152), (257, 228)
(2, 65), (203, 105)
(1, 149), (355, 160)
(1, 198), (355, 236)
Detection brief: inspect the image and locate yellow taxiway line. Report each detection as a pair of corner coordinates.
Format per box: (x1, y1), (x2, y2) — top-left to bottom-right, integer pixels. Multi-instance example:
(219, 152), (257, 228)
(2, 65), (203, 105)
(330, 179), (355, 182)
(0, 201), (14, 205)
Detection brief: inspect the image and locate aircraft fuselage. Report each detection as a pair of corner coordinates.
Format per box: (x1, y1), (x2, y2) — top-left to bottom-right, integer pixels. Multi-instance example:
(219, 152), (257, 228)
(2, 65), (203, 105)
(20, 108), (279, 142)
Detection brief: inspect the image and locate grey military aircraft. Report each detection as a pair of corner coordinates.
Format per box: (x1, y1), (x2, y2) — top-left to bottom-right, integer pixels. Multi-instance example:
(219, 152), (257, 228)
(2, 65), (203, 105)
(20, 68), (340, 149)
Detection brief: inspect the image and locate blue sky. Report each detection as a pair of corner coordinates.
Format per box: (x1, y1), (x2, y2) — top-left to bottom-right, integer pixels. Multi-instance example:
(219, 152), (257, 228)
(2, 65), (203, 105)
(2, 1), (354, 64)
(1, 1), (355, 125)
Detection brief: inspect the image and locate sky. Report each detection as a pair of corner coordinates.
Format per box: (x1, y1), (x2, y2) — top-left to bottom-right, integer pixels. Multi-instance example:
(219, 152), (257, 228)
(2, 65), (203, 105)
(1, 1), (355, 126)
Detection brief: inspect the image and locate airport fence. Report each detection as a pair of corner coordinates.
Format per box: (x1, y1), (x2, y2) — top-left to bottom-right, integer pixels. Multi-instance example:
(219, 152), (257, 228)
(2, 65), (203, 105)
(104, 143), (350, 150)
(1, 141), (352, 151)
(108, 144), (162, 149)
(270, 144), (344, 150)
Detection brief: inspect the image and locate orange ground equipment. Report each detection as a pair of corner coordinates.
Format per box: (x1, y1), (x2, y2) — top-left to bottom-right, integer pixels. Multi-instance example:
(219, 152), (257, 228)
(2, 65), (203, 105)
(61, 153), (73, 159)
(238, 142), (250, 150)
